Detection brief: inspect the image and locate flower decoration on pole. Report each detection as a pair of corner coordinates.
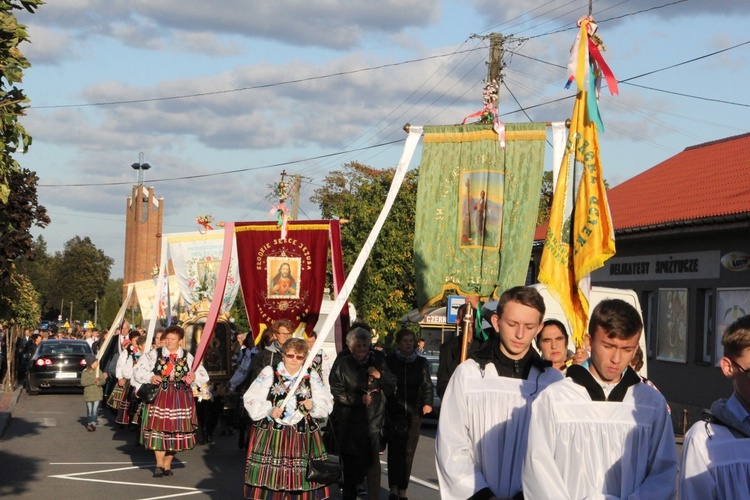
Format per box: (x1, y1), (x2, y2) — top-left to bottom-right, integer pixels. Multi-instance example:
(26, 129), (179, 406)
(461, 79), (505, 148)
(265, 170), (294, 239)
(196, 214), (214, 234)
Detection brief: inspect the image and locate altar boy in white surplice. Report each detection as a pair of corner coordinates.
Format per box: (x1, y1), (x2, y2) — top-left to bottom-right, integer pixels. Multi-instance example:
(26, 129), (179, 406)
(523, 299), (677, 499)
(679, 314), (750, 500)
(436, 286), (563, 500)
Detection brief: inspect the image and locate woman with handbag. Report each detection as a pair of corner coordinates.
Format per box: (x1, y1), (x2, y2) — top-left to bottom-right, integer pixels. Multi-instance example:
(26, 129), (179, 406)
(384, 328), (433, 500)
(243, 337), (334, 499)
(133, 325), (209, 478)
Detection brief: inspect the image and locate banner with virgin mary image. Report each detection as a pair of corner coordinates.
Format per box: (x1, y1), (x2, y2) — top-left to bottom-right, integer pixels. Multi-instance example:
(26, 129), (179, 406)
(235, 221), (330, 338)
(414, 122), (547, 309)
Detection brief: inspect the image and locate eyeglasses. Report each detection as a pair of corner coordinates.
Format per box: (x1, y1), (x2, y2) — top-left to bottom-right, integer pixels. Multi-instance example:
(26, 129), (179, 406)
(730, 359), (750, 379)
(285, 353), (306, 361)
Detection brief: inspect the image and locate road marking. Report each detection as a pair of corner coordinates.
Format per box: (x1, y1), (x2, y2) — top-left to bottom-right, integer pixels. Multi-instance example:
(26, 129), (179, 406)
(41, 417), (57, 426)
(49, 464), (212, 499)
(380, 460), (439, 491)
(50, 462), (171, 465)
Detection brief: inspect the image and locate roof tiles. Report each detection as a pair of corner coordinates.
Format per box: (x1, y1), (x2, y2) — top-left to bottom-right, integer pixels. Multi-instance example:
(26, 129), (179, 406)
(608, 132), (750, 230)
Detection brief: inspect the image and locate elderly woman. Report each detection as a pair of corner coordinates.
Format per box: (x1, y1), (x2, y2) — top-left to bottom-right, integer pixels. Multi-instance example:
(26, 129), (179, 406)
(330, 327), (396, 500)
(134, 325), (209, 478)
(385, 328), (433, 500)
(243, 337), (333, 499)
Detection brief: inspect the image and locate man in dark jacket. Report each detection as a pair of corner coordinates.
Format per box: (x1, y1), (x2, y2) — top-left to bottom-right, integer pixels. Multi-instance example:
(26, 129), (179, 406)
(330, 326), (396, 500)
(246, 319), (293, 385)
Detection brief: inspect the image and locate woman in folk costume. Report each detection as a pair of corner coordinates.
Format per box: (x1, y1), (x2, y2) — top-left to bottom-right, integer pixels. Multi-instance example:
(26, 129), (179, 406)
(107, 330), (140, 419)
(243, 337), (333, 500)
(133, 325), (209, 478)
(127, 335), (148, 429)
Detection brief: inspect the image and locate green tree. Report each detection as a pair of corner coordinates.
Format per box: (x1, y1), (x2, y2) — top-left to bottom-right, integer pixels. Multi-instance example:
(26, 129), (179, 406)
(0, 272), (40, 390)
(311, 162), (418, 340)
(537, 170), (553, 226)
(48, 236), (114, 323)
(15, 234), (55, 317)
(99, 278), (123, 329)
(230, 288), (250, 334)
(0, 0), (47, 283)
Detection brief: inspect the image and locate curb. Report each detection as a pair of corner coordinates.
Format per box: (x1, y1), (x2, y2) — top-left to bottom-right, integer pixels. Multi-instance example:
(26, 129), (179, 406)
(0, 386), (23, 439)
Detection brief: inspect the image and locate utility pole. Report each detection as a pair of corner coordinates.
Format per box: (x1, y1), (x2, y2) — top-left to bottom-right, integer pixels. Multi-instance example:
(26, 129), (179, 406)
(69, 301), (73, 324)
(290, 174), (302, 220)
(487, 33), (506, 85)
(469, 32), (508, 111)
(94, 298), (98, 328)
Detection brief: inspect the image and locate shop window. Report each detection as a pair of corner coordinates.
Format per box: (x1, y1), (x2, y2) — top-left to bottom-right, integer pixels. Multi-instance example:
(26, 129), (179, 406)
(698, 289), (715, 363)
(655, 288), (688, 363)
(641, 290), (655, 358)
(715, 288), (750, 366)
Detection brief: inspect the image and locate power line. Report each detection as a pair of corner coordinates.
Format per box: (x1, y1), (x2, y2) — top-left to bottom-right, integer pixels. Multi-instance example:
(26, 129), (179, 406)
(29, 48), (484, 110)
(38, 139), (405, 187)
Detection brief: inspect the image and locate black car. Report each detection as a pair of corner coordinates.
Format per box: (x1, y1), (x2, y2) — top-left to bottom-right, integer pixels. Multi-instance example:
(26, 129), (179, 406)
(423, 353), (441, 419)
(27, 339), (92, 395)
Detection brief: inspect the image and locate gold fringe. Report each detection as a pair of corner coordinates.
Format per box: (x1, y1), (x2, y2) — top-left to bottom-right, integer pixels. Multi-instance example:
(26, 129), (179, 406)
(423, 129), (546, 143)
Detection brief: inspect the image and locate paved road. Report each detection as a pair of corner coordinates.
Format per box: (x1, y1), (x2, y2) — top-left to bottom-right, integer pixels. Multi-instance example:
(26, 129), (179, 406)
(0, 390), (441, 499)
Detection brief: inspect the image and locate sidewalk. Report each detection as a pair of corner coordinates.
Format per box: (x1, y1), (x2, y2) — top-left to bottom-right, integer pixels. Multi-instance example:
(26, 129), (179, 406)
(0, 386), (22, 439)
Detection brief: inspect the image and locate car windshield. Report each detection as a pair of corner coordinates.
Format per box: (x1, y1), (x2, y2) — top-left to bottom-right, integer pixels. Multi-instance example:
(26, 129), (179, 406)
(39, 343), (90, 355)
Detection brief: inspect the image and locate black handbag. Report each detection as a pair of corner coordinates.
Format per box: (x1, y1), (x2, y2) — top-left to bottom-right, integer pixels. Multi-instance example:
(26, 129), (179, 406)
(137, 382), (160, 404)
(386, 411), (410, 442)
(305, 419), (343, 485)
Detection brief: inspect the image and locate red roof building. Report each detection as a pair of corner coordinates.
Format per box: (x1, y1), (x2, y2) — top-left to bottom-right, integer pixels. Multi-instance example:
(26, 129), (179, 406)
(608, 132), (750, 232)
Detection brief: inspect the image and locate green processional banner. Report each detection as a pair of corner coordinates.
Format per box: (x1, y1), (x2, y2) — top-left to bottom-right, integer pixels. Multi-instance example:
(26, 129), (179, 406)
(414, 123), (546, 309)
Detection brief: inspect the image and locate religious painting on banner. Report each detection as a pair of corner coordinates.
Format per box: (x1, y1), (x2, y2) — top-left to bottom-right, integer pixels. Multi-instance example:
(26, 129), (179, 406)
(235, 221), (330, 337)
(414, 122), (547, 310)
(165, 230), (240, 313)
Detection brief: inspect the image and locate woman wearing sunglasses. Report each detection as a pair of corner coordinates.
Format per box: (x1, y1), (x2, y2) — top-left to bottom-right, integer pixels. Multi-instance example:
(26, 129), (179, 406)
(243, 337), (334, 499)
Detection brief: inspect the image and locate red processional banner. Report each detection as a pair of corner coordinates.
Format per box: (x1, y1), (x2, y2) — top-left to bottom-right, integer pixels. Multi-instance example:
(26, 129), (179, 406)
(235, 221), (331, 338)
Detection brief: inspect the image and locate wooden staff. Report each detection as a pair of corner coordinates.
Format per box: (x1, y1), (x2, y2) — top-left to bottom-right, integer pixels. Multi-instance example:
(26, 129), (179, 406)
(460, 305), (474, 363)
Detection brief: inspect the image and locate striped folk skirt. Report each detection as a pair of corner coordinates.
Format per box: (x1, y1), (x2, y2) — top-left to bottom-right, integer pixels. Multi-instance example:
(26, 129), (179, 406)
(140, 382), (198, 452)
(107, 381), (128, 409)
(115, 383), (137, 425)
(244, 417), (330, 500)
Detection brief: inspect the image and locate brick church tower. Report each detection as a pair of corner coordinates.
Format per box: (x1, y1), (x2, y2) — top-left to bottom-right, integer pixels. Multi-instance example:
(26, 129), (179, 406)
(123, 155), (163, 300)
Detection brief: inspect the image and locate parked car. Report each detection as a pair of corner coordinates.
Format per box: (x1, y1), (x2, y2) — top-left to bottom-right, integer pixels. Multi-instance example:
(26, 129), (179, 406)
(422, 353), (441, 419)
(26, 339), (92, 395)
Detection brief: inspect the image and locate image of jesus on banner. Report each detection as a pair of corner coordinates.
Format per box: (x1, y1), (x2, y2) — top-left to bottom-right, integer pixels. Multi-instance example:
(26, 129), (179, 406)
(267, 257), (301, 298)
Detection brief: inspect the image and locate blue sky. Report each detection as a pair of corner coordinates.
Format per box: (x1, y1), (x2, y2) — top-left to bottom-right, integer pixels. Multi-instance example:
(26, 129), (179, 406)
(15, 0), (750, 278)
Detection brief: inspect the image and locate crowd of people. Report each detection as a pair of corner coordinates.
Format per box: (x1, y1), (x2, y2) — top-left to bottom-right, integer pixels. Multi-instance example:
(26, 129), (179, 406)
(435, 285), (750, 500)
(6, 283), (750, 499)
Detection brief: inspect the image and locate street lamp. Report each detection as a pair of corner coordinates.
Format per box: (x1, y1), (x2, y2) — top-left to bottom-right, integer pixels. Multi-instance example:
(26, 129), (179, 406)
(94, 298), (98, 328)
(131, 152), (151, 185)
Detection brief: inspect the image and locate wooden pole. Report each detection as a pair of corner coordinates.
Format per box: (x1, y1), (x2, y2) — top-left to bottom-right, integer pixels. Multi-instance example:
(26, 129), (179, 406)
(291, 174), (302, 220)
(459, 306), (474, 363)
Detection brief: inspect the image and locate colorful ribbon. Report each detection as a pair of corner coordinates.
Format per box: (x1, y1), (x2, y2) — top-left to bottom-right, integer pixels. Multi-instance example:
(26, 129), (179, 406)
(564, 16), (617, 132)
(267, 202), (291, 239)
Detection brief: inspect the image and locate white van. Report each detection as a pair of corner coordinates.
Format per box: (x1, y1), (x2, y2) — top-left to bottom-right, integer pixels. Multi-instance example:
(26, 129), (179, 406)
(529, 283), (648, 377)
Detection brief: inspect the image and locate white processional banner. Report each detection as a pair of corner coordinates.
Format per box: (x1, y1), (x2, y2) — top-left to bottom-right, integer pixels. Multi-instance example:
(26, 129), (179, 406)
(134, 276), (182, 322)
(165, 230), (240, 313)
